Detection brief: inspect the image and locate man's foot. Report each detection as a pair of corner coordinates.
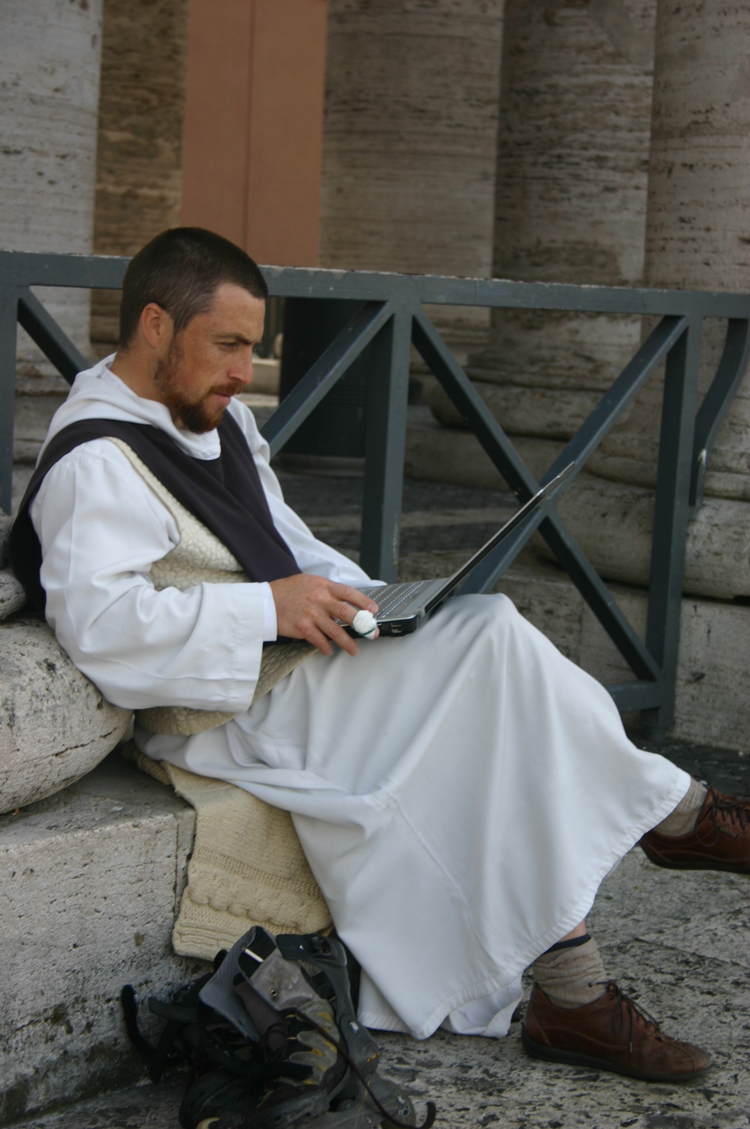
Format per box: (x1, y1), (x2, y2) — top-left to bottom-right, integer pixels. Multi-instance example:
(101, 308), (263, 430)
(641, 786), (750, 874)
(521, 982), (711, 1082)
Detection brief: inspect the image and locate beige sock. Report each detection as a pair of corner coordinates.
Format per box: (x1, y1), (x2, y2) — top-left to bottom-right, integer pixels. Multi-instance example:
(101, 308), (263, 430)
(532, 937), (607, 1009)
(654, 777), (708, 837)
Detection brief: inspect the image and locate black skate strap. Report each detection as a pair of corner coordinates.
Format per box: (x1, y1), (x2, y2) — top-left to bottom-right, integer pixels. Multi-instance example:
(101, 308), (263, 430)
(298, 1009), (437, 1129)
(121, 985), (188, 1083)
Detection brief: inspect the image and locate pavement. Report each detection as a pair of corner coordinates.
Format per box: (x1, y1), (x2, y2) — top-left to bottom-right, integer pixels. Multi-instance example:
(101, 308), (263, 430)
(7, 464), (750, 1129)
(10, 740), (748, 1129)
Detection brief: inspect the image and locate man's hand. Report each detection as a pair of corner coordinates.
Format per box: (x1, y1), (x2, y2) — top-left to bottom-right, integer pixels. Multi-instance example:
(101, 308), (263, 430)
(269, 575), (380, 657)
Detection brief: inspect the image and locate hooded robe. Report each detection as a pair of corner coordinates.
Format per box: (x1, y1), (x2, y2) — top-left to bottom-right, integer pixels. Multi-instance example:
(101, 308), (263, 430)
(26, 357), (689, 1040)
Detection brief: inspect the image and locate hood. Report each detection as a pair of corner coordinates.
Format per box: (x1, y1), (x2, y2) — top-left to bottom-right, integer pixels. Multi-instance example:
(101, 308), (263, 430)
(39, 355), (231, 462)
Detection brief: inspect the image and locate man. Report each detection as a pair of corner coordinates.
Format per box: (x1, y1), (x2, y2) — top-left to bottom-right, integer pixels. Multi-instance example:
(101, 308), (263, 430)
(12, 229), (750, 1099)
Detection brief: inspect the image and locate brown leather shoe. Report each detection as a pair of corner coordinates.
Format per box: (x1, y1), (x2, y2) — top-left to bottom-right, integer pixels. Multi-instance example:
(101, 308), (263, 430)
(641, 786), (750, 874)
(521, 982), (711, 1082)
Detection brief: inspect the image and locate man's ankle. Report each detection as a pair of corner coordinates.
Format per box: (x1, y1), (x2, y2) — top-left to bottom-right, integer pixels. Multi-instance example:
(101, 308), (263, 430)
(532, 934), (607, 1009)
(654, 777), (708, 838)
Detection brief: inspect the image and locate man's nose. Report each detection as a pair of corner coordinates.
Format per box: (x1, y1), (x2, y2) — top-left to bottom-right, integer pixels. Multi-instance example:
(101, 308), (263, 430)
(230, 356), (254, 388)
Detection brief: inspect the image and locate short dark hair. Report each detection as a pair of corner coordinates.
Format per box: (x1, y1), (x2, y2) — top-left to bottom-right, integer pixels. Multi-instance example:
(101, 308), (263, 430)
(119, 227), (268, 346)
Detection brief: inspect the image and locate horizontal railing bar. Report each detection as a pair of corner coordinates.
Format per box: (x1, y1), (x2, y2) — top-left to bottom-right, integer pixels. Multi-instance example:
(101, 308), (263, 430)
(259, 265), (750, 318)
(0, 251), (129, 290)
(2, 252), (749, 320)
(17, 288), (90, 385)
(606, 681), (663, 712)
(414, 277), (750, 319)
(262, 300), (392, 456)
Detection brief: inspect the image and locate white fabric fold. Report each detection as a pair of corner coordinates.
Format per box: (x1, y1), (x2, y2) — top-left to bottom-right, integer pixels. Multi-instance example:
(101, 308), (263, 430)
(140, 595), (689, 1040)
(30, 358), (371, 709)
(31, 359), (690, 1041)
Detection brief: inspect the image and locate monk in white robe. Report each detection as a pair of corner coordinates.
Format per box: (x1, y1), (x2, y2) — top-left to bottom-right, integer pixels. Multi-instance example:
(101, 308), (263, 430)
(18, 229), (750, 1087)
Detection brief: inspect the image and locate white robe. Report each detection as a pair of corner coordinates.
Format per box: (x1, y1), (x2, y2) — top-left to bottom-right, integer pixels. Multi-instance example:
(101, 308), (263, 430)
(30, 358), (690, 1040)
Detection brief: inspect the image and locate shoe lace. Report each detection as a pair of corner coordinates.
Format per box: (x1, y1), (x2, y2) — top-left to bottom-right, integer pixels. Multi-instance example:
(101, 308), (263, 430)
(701, 786), (750, 843)
(296, 1009), (437, 1129)
(605, 982), (662, 1055)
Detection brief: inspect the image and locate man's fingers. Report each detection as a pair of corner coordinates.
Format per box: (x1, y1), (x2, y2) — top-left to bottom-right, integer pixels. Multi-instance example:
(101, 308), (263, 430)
(269, 575), (378, 653)
(303, 623), (335, 657)
(333, 599), (362, 625)
(326, 618), (360, 656)
(332, 584), (379, 615)
(299, 610), (361, 657)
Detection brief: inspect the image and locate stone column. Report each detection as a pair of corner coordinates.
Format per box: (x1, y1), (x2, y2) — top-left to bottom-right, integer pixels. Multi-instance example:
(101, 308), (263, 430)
(426, 0), (657, 438)
(534, 0), (750, 604)
(590, 0), (750, 504)
(90, 0), (190, 354)
(319, 0), (505, 360)
(0, 0), (103, 395)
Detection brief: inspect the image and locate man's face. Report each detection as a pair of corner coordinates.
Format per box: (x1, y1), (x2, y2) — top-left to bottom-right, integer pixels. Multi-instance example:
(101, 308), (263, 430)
(154, 283), (266, 433)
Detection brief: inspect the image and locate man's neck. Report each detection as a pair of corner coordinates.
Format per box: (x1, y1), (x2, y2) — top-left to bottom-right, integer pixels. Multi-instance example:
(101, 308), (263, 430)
(109, 348), (166, 408)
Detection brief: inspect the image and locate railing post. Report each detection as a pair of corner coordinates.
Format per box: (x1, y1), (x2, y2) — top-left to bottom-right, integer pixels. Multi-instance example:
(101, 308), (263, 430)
(643, 317), (703, 736)
(0, 287), (18, 516)
(359, 304), (412, 581)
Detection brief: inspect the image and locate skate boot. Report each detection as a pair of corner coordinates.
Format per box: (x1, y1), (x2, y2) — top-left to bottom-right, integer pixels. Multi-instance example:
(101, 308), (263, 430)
(197, 930), (432, 1129)
(121, 947), (271, 1129)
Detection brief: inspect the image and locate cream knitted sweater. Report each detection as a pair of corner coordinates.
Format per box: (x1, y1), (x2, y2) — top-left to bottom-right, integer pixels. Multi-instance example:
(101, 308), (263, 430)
(110, 439), (330, 956)
(109, 439), (315, 736)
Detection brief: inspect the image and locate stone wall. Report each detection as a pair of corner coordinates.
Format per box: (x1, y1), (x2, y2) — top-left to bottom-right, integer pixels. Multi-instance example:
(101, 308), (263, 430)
(90, 0), (190, 352)
(0, 0), (103, 393)
(0, 755), (200, 1120)
(319, 0), (505, 358)
(427, 0), (657, 432)
(590, 0), (750, 504)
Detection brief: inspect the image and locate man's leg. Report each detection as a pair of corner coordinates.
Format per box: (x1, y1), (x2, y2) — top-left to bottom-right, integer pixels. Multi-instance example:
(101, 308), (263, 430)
(641, 777), (750, 873)
(518, 771), (745, 1081)
(523, 916), (711, 1080)
(531, 921), (603, 1008)
(147, 595), (744, 1059)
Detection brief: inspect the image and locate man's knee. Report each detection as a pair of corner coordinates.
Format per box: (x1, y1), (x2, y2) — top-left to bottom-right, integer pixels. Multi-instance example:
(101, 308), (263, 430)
(450, 592), (523, 647)
(460, 591), (518, 625)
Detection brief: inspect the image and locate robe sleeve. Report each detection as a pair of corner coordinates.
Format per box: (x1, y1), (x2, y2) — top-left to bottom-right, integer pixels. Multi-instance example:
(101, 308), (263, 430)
(30, 439), (270, 712)
(227, 398), (385, 588)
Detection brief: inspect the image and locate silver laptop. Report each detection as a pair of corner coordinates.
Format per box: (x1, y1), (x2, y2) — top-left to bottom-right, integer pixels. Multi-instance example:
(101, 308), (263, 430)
(354, 463), (575, 637)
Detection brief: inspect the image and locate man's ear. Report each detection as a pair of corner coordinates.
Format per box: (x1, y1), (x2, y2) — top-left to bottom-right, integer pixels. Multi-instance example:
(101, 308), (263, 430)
(139, 303), (173, 351)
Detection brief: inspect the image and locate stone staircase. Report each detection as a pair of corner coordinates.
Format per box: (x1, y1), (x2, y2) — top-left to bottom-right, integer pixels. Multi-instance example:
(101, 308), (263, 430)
(0, 752), (204, 1123)
(3, 459), (749, 1126)
(6, 816), (750, 1129)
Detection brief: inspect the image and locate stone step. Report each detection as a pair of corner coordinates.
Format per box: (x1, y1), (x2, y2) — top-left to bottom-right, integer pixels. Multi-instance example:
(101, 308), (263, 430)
(9, 842), (750, 1129)
(0, 752), (203, 1124)
(404, 418), (750, 600)
(3, 734), (748, 1124)
(8, 1075), (186, 1129)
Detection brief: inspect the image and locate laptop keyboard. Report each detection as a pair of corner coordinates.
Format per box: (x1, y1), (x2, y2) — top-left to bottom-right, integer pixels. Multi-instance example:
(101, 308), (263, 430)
(360, 582), (429, 617)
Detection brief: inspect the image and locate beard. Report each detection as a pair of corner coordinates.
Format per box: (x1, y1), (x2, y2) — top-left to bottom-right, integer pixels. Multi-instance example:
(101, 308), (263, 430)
(154, 339), (238, 434)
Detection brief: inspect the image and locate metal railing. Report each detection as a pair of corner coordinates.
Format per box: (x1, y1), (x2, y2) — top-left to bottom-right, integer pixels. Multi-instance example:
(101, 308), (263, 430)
(2, 250), (749, 735)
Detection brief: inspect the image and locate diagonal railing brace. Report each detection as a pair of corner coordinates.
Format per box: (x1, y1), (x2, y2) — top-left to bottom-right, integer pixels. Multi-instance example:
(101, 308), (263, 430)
(411, 305), (663, 684)
(262, 301), (391, 457)
(17, 288), (90, 385)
